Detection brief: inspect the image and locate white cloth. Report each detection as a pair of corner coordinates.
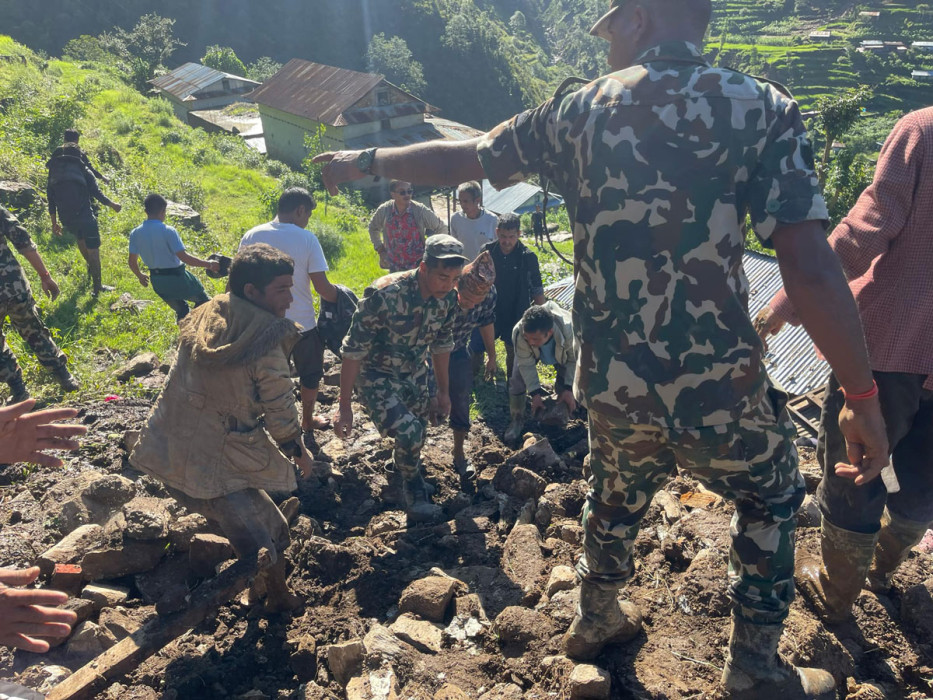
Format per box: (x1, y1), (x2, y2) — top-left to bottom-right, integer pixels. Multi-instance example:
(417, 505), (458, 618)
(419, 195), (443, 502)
(450, 210), (498, 261)
(239, 221), (329, 330)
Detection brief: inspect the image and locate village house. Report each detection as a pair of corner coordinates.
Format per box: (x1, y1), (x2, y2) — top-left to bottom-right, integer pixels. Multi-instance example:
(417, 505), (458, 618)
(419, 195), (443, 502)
(149, 63), (260, 123)
(913, 41), (933, 52)
(857, 39), (908, 55)
(247, 59), (481, 182)
(912, 69), (933, 81)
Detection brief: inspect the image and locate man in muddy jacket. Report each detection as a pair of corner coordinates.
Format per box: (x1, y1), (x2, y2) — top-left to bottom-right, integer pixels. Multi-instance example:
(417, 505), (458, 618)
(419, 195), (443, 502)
(506, 301), (577, 443)
(131, 243), (312, 612)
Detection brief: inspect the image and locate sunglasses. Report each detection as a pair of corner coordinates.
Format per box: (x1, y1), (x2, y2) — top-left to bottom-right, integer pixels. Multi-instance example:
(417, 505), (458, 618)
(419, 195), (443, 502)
(395, 189), (414, 195)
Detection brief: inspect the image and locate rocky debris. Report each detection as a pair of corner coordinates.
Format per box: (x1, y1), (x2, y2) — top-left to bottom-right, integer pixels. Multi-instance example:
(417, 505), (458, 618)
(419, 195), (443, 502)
(453, 592), (489, 622)
(508, 438), (562, 471)
(66, 620), (117, 658)
(390, 613), (444, 653)
(167, 512), (208, 551)
(98, 606), (144, 640)
(188, 533), (235, 577)
(38, 524), (105, 576)
(363, 623), (414, 665)
(165, 200), (203, 229)
(81, 583), (130, 609)
(123, 496), (170, 540)
(80, 539), (167, 580)
(478, 683), (524, 699)
(502, 524), (547, 604)
(325, 638), (365, 685)
(287, 632), (318, 682)
(434, 684), (471, 699)
(568, 664), (611, 699)
(16, 664), (72, 695)
(114, 352), (160, 382)
(492, 606), (555, 652)
(901, 577), (933, 638)
(545, 565), (577, 598)
(300, 683), (340, 700)
(346, 666), (400, 700)
(0, 180), (36, 207)
(653, 489), (684, 522)
(84, 475), (137, 507)
(674, 547), (730, 617)
(398, 575), (461, 622)
(845, 678), (887, 699)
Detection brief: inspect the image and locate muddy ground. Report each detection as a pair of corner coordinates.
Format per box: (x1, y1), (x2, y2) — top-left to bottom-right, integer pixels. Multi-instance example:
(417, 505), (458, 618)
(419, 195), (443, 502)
(1, 356), (932, 700)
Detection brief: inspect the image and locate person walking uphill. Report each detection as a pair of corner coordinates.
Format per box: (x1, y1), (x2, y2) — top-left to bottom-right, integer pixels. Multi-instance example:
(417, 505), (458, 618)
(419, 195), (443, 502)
(334, 235), (465, 523)
(368, 179), (447, 272)
(756, 106), (933, 625)
(311, 0), (889, 696)
(131, 244), (313, 613)
(0, 206), (79, 403)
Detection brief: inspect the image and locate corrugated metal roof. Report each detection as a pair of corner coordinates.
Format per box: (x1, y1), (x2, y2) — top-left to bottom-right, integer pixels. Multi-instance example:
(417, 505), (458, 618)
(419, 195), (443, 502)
(482, 180), (564, 215)
(345, 116), (482, 150)
(150, 62), (258, 101)
(247, 59), (436, 126)
(543, 251), (830, 397)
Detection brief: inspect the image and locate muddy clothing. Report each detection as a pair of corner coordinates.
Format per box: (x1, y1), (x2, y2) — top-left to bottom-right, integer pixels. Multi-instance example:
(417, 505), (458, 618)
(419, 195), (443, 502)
(509, 300), (576, 397)
(369, 201), (447, 272)
(479, 239), (543, 345)
(341, 269), (458, 478)
(476, 40), (826, 623)
(0, 206), (67, 383)
(131, 293), (301, 500)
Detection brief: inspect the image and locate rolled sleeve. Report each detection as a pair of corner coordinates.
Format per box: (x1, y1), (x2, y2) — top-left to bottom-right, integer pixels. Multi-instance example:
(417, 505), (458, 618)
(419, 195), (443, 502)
(512, 323), (542, 395)
(253, 349), (301, 444)
(477, 100), (559, 191)
(429, 304), (457, 356)
(748, 92), (829, 244)
(340, 293), (385, 361)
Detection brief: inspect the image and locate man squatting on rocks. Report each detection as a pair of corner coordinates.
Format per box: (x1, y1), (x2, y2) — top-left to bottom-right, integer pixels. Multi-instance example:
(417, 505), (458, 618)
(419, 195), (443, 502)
(131, 244), (313, 612)
(314, 0), (890, 696)
(334, 235), (466, 523)
(756, 106), (933, 625)
(240, 187), (338, 451)
(368, 179), (447, 273)
(0, 205), (80, 403)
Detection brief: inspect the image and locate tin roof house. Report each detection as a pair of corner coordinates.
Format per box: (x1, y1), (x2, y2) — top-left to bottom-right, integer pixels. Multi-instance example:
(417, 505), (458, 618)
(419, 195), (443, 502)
(149, 63), (260, 122)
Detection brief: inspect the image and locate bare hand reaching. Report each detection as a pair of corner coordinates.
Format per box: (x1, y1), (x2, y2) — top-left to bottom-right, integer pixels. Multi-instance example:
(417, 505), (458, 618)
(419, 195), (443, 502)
(312, 151), (367, 196)
(0, 400), (87, 467)
(0, 566), (77, 652)
(834, 394), (890, 486)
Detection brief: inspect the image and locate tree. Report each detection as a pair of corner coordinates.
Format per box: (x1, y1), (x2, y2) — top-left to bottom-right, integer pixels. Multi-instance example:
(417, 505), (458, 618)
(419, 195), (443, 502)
(202, 45), (247, 76)
(98, 13), (185, 90)
(814, 85), (872, 184)
(62, 35), (112, 63)
(365, 33), (427, 96)
(247, 57), (282, 83)
(510, 11), (527, 33)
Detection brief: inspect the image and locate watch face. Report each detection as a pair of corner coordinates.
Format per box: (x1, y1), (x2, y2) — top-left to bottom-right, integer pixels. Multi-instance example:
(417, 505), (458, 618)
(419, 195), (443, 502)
(357, 150), (374, 174)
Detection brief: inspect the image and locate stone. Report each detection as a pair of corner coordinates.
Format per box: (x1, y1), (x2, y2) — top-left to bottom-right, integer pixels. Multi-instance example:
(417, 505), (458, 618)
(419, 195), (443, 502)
(559, 523), (584, 546)
(509, 438), (561, 471)
(81, 540), (167, 581)
(81, 583), (130, 609)
(63, 597), (97, 625)
(66, 621), (117, 657)
(123, 429), (141, 452)
(653, 490), (683, 522)
(569, 664), (611, 699)
(165, 200), (203, 229)
(492, 606), (555, 651)
(99, 606), (143, 640)
(389, 613), (444, 654)
(453, 593), (488, 622)
(545, 565), (577, 598)
(289, 634), (317, 682)
(398, 576), (459, 622)
(123, 497), (169, 540)
(477, 683), (523, 700)
(346, 667), (400, 700)
(114, 352), (160, 382)
(493, 465), (547, 501)
(796, 494), (822, 528)
(363, 624), (411, 663)
(0, 180), (37, 208)
(37, 524), (105, 576)
(168, 513), (208, 551)
(502, 524), (547, 602)
(901, 578), (933, 639)
(326, 638), (364, 685)
(188, 534), (235, 577)
(82, 475), (136, 508)
(434, 684), (470, 700)
(51, 563), (85, 595)
(16, 664), (72, 695)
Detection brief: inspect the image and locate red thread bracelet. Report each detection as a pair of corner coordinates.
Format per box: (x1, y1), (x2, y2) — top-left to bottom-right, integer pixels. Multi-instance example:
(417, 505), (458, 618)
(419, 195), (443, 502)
(842, 381), (878, 402)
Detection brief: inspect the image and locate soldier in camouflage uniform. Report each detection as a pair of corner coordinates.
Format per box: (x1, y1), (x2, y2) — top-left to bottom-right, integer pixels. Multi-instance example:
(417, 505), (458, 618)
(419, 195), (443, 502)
(335, 235), (466, 522)
(313, 1), (888, 696)
(0, 206), (79, 403)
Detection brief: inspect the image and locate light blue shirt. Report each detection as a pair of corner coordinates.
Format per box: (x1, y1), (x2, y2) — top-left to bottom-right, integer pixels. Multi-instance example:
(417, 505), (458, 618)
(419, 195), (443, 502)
(129, 219), (184, 270)
(538, 337), (557, 366)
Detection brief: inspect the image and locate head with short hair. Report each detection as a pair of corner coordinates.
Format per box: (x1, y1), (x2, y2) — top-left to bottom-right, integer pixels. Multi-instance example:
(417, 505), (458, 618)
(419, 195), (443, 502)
(389, 180), (414, 208)
(521, 304), (555, 335)
(229, 244), (295, 300)
(144, 193), (168, 217)
(277, 187), (315, 216)
(457, 181), (483, 218)
(497, 213), (521, 231)
(495, 213), (522, 254)
(64, 128), (80, 143)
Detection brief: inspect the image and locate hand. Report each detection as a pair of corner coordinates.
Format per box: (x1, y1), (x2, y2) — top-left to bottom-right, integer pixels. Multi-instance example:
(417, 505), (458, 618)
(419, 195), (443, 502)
(753, 306), (785, 351)
(434, 391), (451, 422)
(558, 389), (577, 413)
(531, 394), (545, 415)
(110, 202), (122, 213)
(208, 260), (221, 274)
(137, 274), (149, 288)
(40, 275), (60, 300)
(311, 150), (366, 196)
(295, 451), (313, 479)
(377, 249), (391, 270)
(333, 404), (354, 439)
(0, 566), (77, 652)
(0, 400), (87, 467)
(52, 222), (62, 236)
(834, 395), (890, 486)
(484, 355), (497, 382)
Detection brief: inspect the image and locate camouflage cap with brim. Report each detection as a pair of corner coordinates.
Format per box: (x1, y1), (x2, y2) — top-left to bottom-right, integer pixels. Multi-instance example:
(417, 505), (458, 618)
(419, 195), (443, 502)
(590, 0), (625, 39)
(423, 234), (468, 263)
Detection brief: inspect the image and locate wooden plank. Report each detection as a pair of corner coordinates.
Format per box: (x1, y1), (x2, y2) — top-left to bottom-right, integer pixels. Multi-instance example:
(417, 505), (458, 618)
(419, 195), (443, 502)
(47, 551), (266, 700)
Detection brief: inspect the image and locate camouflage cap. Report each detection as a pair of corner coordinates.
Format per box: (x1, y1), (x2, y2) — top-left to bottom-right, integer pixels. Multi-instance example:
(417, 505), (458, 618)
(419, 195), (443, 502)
(590, 0), (625, 40)
(423, 234), (468, 263)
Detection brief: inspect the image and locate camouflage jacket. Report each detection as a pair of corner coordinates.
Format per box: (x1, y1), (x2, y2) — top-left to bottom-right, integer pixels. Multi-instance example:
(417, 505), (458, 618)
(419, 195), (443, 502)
(0, 206), (36, 302)
(341, 269), (458, 381)
(451, 285), (497, 352)
(477, 41), (828, 428)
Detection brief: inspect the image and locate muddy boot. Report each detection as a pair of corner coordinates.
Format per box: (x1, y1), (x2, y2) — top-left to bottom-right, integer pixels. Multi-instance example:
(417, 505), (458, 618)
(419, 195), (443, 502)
(51, 365), (79, 393)
(866, 509), (931, 593)
(6, 374), (29, 404)
(795, 518), (878, 624)
(721, 615), (835, 699)
(260, 557), (302, 614)
(452, 429), (475, 481)
(504, 393), (526, 445)
(562, 580), (642, 660)
(402, 473), (443, 524)
(88, 259), (114, 295)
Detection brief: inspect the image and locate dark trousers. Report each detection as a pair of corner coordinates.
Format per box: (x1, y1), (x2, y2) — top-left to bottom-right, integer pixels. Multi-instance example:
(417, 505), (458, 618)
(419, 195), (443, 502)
(817, 372), (933, 533)
(449, 347), (473, 432)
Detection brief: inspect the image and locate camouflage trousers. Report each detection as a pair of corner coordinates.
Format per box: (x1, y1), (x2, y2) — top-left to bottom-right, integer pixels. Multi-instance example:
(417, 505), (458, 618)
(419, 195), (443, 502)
(0, 294), (67, 384)
(579, 388), (805, 624)
(358, 370), (431, 480)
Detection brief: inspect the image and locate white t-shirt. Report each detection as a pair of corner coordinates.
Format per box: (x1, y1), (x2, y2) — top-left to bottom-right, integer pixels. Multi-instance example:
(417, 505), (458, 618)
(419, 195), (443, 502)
(450, 210), (498, 262)
(239, 221), (329, 330)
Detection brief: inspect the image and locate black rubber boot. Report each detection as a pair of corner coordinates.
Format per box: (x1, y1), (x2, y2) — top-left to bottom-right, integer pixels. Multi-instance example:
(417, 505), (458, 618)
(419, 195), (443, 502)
(6, 374), (29, 404)
(402, 473), (443, 524)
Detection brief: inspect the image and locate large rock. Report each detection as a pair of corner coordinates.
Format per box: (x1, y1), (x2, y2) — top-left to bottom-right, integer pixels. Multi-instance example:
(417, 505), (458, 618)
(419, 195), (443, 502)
(569, 664), (611, 699)
(901, 577), (933, 638)
(81, 583), (129, 609)
(123, 496), (169, 540)
(0, 180), (37, 208)
(346, 667), (399, 700)
(545, 565), (577, 598)
(325, 639), (364, 686)
(168, 513), (208, 551)
(80, 540), (167, 581)
(492, 606), (555, 651)
(398, 576), (460, 622)
(289, 633), (317, 682)
(188, 534), (235, 577)
(98, 606), (143, 640)
(502, 524), (547, 603)
(508, 438), (561, 471)
(66, 621), (117, 658)
(389, 613), (444, 654)
(363, 624), (413, 664)
(37, 524), (105, 576)
(83, 475), (136, 508)
(493, 465), (547, 501)
(165, 200), (203, 230)
(114, 352), (160, 382)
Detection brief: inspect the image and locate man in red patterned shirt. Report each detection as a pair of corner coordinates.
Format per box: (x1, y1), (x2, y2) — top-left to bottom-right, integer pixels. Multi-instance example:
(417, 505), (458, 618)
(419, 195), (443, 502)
(757, 106), (933, 623)
(369, 180), (447, 272)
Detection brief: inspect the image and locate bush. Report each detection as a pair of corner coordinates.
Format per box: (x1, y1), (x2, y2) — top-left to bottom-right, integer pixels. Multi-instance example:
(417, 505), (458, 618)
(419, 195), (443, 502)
(312, 220), (346, 265)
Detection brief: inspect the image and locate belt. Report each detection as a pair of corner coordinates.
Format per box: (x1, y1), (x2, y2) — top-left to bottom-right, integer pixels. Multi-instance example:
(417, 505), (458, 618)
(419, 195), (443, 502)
(150, 265), (185, 276)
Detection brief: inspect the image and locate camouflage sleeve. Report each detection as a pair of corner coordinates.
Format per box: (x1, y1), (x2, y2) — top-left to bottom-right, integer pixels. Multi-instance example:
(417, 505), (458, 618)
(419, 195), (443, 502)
(340, 289), (387, 361)
(0, 206), (36, 252)
(476, 98), (560, 191)
(748, 88), (829, 244)
(430, 301), (457, 356)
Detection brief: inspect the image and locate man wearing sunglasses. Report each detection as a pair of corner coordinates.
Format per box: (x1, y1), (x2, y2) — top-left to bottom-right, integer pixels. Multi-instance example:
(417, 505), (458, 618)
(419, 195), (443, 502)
(315, 1), (888, 696)
(368, 179), (447, 273)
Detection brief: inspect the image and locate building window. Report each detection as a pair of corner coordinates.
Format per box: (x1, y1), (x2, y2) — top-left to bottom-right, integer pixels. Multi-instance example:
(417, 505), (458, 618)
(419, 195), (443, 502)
(381, 119), (391, 131)
(377, 90), (390, 106)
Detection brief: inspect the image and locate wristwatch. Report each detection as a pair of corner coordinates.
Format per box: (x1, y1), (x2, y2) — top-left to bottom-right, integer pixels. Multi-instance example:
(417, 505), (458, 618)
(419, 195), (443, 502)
(356, 148), (378, 175)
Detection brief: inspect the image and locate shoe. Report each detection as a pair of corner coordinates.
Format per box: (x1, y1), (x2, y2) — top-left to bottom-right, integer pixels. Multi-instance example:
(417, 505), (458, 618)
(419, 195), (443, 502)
(52, 365), (80, 393)
(562, 580), (642, 660)
(453, 455), (476, 480)
(795, 518), (878, 624)
(504, 393), (526, 444)
(721, 615), (835, 699)
(402, 473), (443, 524)
(866, 508), (931, 592)
(6, 375), (30, 404)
